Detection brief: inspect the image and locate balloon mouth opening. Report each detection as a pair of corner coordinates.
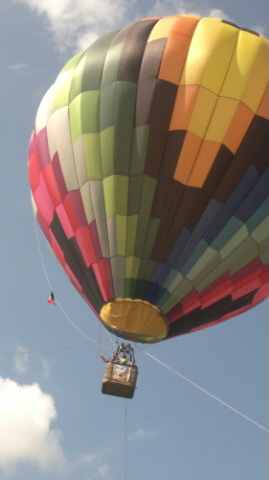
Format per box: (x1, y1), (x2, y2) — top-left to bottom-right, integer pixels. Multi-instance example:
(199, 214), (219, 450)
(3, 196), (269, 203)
(100, 298), (168, 343)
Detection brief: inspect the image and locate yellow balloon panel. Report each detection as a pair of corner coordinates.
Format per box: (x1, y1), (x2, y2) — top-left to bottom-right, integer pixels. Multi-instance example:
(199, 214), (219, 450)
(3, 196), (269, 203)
(100, 298), (168, 343)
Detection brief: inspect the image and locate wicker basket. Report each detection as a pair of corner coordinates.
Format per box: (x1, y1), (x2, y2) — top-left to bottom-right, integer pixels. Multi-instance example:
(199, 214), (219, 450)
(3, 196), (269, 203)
(102, 362), (138, 399)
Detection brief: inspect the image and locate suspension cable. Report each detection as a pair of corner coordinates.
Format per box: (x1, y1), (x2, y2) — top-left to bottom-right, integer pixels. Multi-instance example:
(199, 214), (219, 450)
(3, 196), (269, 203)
(99, 323), (117, 357)
(124, 399), (128, 480)
(144, 351), (269, 433)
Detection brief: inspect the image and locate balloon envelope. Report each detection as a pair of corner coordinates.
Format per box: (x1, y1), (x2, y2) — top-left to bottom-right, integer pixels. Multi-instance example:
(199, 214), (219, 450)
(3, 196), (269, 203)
(28, 15), (269, 343)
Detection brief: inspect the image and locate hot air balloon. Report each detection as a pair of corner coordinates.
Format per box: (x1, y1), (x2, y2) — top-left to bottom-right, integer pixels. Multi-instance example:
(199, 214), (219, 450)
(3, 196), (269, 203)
(28, 14), (269, 347)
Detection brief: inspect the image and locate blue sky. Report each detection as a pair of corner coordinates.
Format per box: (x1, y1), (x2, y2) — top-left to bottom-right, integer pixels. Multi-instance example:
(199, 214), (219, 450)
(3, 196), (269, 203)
(0, 1), (268, 479)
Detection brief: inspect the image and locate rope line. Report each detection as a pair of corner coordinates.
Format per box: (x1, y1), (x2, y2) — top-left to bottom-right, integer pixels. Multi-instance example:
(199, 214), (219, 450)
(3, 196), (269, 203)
(124, 399), (128, 480)
(0, 344), (113, 357)
(99, 323), (102, 356)
(33, 218), (111, 346)
(55, 296), (101, 344)
(104, 326), (115, 344)
(145, 351), (269, 434)
(34, 217), (53, 291)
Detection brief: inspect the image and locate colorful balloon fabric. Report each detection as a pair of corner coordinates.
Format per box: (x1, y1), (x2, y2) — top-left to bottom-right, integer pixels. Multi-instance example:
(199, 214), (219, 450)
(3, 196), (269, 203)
(28, 15), (269, 343)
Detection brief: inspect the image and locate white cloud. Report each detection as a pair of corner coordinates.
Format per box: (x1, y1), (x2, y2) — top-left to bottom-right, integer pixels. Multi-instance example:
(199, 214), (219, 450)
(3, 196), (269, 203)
(96, 463), (113, 479)
(146, 0), (231, 20)
(42, 357), (52, 379)
(77, 429), (156, 478)
(12, 347), (51, 379)
(0, 377), (67, 473)
(14, 0), (232, 54)
(80, 452), (99, 465)
(14, 0), (135, 53)
(130, 427), (155, 440)
(79, 447), (114, 479)
(149, 0), (193, 17)
(13, 347), (29, 374)
(7, 63), (29, 72)
(208, 8), (231, 21)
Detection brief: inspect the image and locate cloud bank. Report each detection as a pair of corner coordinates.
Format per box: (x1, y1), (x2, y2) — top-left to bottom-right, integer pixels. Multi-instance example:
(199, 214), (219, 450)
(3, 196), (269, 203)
(0, 377), (66, 473)
(14, 0), (230, 53)
(15, 0), (135, 52)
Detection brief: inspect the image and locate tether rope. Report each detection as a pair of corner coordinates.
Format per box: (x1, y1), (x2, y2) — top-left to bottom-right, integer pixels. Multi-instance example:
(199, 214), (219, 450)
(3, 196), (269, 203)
(124, 399), (128, 480)
(33, 218), (115, 346)
(0, 344), (98, 357)
(145, 351), (269, 433)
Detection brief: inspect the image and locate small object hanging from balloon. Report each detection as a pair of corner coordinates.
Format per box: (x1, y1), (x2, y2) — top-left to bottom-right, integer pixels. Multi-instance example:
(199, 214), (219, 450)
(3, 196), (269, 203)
(47, 291), (56, 305)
